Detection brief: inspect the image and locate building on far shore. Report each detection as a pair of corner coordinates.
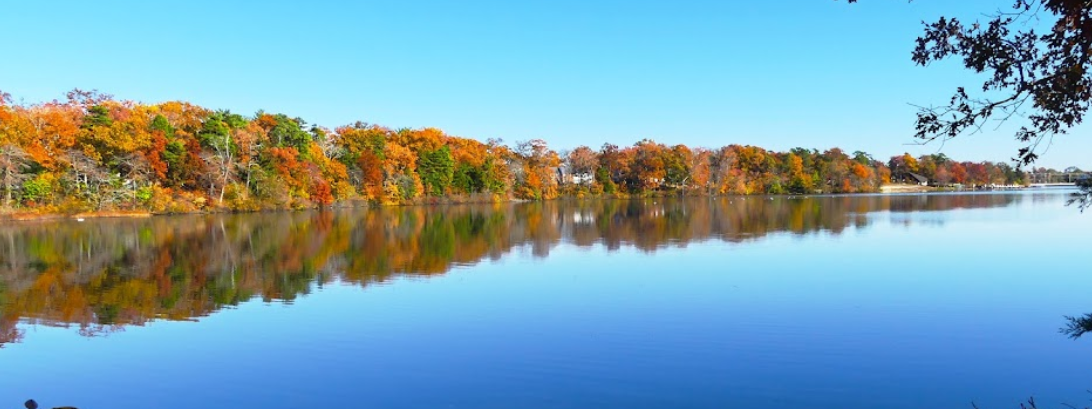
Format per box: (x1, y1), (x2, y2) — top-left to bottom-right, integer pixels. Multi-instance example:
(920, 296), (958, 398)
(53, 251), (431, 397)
(907, 172), (929, 186)
(556, 164), (593, 186)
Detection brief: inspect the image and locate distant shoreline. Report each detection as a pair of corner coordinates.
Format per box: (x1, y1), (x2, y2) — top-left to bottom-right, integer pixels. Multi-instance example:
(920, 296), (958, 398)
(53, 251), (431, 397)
(880, 184), (935, 194)
(0, 186), (1053, 222)
(0, 210), (153, 222)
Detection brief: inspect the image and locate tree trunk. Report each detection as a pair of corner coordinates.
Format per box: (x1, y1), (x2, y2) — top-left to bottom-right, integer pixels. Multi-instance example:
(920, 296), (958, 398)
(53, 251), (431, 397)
(2, 167), (10, 207)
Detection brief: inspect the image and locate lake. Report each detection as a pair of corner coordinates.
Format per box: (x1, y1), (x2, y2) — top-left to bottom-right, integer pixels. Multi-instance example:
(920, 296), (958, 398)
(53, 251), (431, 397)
(1, 190), (1090, 409)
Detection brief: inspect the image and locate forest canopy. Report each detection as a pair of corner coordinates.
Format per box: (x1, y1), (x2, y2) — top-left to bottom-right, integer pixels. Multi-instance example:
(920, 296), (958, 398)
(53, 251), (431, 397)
(0, 90), (1033, 214)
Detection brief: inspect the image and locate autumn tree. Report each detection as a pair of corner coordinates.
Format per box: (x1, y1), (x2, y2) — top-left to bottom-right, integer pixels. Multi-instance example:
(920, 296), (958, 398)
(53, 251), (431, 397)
(382, 143), (422, 204)
(888, 153), (920, 183)
(356, 150), (384, 200)
(0, 144), (30, 207)
(475, 139), (509, 195)
(418, 146), (454, 196)
(260, 113), (312, 154)
(711, 146), (743, 194)
(688, 147), (713, 193)
(447, 137), (490, 194)
(786, 152), (812, 194)
(598, 143), (629, 190)
(664, 144), (693, 188)
(0, 89), (1052, 212)
(566, 146), (598, 186)
(630, 140), (667, 191)
(65, 149), (111, 209)
(199, 110), (246, 204)
(333, 123), (386, 196)
(515, 139), (561, 199)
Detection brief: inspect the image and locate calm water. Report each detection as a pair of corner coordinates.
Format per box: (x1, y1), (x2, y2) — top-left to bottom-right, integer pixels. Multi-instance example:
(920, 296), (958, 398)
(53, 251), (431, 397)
(1, 191), (1090, 408)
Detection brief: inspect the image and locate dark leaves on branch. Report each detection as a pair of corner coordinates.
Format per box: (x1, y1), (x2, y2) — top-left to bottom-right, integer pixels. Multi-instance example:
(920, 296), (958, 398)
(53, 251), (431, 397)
(1067, 176), (1092, 211)
(1061, 313), (1092, 338)
(846, 0), (1092, 168)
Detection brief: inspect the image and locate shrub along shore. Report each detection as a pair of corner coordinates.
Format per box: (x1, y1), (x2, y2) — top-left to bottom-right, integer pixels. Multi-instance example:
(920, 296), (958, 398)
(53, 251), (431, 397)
(0, 90), (1029, 217)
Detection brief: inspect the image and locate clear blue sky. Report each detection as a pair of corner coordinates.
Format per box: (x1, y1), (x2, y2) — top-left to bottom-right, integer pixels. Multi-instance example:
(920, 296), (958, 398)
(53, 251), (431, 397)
(1, 0), (1087, 169)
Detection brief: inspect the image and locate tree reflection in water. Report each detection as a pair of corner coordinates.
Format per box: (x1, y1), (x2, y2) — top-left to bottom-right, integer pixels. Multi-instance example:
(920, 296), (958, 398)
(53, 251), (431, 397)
(0, 194), (1020, 346)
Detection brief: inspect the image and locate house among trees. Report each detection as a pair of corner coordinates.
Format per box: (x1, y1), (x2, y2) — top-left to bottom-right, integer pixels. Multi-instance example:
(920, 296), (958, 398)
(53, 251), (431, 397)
(908, 172), (928, 186)
(556, 164), (593, 186)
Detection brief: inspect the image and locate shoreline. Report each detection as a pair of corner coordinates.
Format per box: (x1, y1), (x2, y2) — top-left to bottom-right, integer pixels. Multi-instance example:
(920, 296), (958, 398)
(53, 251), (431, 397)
(879, 184), (934, 194)
(0, 186), (1042, 222)
(0, 210), (154, 222)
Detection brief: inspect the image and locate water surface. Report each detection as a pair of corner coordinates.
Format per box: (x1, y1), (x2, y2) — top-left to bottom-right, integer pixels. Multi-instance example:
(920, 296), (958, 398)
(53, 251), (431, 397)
(1, 191), (1090, 408)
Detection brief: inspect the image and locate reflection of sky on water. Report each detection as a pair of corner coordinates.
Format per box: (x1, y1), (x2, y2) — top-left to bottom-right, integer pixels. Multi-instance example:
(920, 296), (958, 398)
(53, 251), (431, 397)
(2, 191), (1090, 409)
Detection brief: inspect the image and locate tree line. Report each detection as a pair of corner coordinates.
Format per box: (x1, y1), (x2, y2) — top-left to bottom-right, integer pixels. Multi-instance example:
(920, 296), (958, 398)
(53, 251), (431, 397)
(0, 90), (1036, 214)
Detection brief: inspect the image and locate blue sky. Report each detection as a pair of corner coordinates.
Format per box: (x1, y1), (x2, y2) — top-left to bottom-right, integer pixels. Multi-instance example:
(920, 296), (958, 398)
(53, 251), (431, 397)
(1, 0), (1087, 168)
